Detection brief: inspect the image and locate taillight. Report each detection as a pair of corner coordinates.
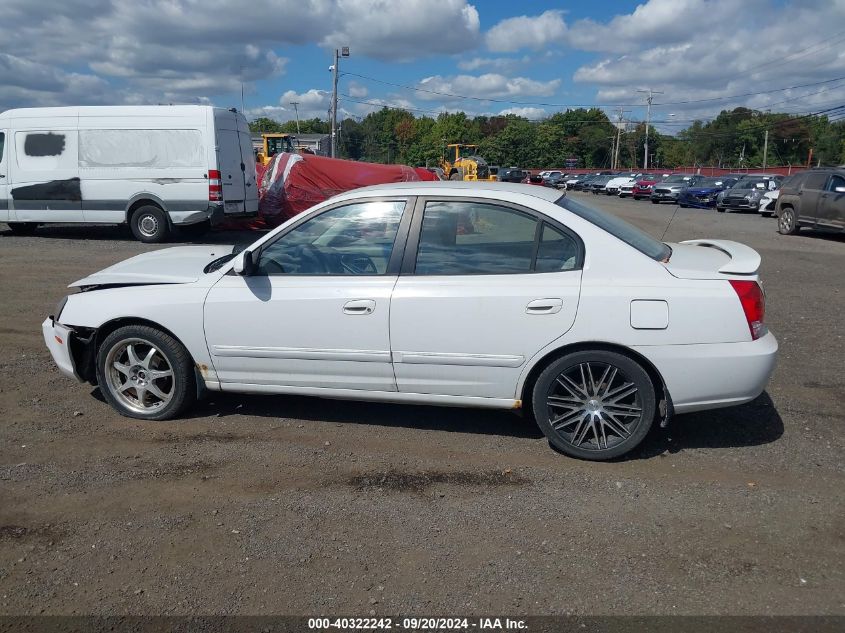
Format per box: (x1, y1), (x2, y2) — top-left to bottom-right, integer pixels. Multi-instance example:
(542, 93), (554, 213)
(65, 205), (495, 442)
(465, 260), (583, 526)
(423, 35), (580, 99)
(208, 169), (222, 202)
(729, 280), (766, 340)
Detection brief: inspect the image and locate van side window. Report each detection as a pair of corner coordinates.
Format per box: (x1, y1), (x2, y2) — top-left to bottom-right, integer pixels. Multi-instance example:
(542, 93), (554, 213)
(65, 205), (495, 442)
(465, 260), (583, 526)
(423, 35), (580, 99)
(79, 129), (204, 169)
(16, 130), (78, 172)
(0, 132), (4, 163)
(24, 133), (66, 157)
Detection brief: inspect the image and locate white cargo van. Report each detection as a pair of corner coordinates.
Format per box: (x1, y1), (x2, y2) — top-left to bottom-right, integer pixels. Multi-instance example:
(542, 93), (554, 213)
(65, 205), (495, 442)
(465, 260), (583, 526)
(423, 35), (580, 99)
(0, 105), (258, 242)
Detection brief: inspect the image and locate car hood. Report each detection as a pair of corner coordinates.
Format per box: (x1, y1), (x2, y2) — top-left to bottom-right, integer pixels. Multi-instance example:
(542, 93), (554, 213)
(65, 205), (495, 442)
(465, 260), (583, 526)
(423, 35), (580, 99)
(725, 187), (760, 196)
(69, 245), (234, 288)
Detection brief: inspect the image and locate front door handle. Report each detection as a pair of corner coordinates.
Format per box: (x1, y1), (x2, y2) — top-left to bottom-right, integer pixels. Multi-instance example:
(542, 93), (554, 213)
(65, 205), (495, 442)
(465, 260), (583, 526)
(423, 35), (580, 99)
(526, 298), (563, 314)
(343, 299), (376, 315)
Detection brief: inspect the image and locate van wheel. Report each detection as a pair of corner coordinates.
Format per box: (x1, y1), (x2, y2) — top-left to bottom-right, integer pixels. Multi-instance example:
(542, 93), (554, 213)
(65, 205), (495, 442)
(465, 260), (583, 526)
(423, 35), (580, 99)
(7, 222), (38, 235)
(130, 205), (170, 243)
(531, 350), (656, 460)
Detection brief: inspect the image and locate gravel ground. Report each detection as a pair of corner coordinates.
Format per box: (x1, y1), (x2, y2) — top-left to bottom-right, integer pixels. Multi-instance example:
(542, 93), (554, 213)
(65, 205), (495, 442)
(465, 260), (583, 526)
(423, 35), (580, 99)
(0, 193), (843, 616)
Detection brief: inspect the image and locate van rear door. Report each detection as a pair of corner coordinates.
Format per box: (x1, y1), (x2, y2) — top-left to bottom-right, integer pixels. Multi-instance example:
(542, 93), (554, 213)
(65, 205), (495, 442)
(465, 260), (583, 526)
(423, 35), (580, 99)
(214, 110), (256, 215)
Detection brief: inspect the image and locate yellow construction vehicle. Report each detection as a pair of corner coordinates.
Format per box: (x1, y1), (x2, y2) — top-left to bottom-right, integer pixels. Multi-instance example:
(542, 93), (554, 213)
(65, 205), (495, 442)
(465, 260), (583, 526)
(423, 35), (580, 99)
(256, 133), (295, 165)
(440, 144), (497, 181)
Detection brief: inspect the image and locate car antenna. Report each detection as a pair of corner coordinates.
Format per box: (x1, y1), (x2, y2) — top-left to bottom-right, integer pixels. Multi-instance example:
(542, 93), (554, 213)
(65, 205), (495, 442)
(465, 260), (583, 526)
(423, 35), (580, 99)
(660, 203), (681, 242)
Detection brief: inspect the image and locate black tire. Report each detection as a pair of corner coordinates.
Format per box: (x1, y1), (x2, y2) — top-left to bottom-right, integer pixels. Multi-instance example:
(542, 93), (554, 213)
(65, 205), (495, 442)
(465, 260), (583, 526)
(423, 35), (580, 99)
(760, 211), (773, 218)
(130, 205), (170, 243)
(651, 199), (659, 204)
(449, 172), (462, 181)
(96, 325), (195, 421)
(679, 203), (689, 208)
(778, 206), (800, 235)
(716, 206), (726, 213)
(179, 220), (211, 240)
(7, 222), (38, 235)
(531, 350), (656, 460)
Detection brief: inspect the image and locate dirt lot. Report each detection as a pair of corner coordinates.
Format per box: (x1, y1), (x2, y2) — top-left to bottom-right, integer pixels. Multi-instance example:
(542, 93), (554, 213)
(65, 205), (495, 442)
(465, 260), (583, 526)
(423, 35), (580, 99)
(0, 194), (843, 617)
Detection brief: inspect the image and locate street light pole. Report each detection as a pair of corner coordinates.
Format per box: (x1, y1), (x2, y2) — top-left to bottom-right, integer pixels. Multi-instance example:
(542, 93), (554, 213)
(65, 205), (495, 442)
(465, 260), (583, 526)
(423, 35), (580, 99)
(637, 88), (663, 170)
(330, 46), (350, 159)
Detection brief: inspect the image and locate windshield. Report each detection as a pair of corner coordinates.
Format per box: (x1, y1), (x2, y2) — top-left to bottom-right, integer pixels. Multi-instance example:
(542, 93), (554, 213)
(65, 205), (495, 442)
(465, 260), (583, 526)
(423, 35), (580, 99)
(734, 178), (766, 189)
(557, 196), (671, 262)
(695, 177), (724, 187)
(266, 136), (293, 155)
(661, 175), (689, 184)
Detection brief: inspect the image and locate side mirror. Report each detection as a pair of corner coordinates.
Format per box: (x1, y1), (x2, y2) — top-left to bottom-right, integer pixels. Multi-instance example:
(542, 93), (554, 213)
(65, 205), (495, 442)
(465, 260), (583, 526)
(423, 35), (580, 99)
(233, 250), (255, 276)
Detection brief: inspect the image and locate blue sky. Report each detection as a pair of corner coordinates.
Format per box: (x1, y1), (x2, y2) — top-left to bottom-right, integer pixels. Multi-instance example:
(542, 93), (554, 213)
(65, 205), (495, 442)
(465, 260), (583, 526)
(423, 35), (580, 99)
(2, 1), (844, 134)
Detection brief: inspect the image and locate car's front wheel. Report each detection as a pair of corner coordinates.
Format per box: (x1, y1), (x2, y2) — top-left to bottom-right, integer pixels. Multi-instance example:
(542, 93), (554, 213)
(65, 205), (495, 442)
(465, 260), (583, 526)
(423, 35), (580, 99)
(778, 207), (800, 235)
(96, 325), (195, 420)
(531, 350), (656, 460)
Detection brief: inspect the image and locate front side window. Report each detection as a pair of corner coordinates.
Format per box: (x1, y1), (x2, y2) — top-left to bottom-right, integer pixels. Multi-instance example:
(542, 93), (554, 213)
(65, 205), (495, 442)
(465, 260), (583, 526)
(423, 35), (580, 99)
(256, 200), (405, 275)
(414, 201), (579, 275)
(828, 174), (845, 191)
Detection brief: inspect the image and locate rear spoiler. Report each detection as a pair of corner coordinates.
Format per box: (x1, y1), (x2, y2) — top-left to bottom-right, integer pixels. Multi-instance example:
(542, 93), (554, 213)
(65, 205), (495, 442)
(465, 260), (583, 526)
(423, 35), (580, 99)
(680, 239), (761, 275)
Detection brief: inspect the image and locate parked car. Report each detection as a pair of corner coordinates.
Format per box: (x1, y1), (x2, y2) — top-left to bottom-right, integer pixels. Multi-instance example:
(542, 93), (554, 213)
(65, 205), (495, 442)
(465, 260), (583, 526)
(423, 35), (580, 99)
(0, 105), (258, 242)
(631, 174), (670, 200)
(677, 177), (738, 208)
(539, 170), (563, 181)
(543, 173), (567, 189)
(498, 167), (527, 183)
(605, 173), (641, 196)
(717, 175), (782, 213)
(589, 175), (616, 194)
(523, 174), (545, 185)
(758, 189), (779, 217)
(568, 174), (598, 191)
(776, 168), (845, 234)
(43, 181), (777, 461)
(650, 174), (702, 204)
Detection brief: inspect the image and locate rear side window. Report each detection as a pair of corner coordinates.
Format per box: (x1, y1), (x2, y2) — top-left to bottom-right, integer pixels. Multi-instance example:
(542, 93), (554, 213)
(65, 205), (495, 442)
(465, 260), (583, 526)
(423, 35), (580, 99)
(16, 130), (78, 172)
(414, 201), (580, 275)
(558, 195), (671, 262)
(803, 173), (829, 190)
(0, 132), (4, 164)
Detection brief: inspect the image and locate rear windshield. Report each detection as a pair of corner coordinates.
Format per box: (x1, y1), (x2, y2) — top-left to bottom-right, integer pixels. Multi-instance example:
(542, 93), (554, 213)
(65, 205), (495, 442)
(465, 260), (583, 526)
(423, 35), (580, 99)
(557, 196), (671, 262)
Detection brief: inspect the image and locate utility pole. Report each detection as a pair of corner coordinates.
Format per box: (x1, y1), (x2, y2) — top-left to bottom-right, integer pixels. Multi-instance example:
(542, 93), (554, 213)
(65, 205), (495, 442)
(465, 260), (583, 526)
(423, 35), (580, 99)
(289, 102), (301, 135)
(612, 108), (628, 169)
(637, 88), (663, 170)
(762, 129), (769, 170)
(330, 46), (350, 159)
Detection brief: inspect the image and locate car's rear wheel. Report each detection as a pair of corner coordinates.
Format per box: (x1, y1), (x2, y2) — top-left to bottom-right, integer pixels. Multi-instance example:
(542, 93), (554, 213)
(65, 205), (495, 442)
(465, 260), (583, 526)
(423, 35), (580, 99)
(778, 207), (800, 235)
(96, 325), (195, 420)
(716, 206), (726, 213)
(651, 199), (659, 204)
(531, 350), (656, 460)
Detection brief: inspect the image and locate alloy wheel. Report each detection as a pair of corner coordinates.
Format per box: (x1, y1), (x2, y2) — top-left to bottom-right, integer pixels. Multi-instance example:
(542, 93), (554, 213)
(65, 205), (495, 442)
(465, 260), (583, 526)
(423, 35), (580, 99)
(104, 338), (174, 414)
(546, 361), (644, 452)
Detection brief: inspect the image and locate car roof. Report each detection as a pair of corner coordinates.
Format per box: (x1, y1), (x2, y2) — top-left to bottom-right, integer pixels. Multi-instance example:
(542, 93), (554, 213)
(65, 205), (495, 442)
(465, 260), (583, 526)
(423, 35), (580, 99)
(334, 180), (565, 203)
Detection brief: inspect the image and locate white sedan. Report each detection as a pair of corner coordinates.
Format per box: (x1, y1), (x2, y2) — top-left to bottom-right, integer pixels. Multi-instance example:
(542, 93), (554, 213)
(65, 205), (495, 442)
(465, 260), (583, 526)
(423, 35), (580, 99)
(43, 182), (778, 460)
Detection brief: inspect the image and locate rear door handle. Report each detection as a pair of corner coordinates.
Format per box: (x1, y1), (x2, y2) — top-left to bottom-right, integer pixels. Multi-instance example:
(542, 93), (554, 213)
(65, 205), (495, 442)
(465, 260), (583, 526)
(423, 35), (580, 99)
(526, 298), (563, 314)
(343, 299), (376, 315)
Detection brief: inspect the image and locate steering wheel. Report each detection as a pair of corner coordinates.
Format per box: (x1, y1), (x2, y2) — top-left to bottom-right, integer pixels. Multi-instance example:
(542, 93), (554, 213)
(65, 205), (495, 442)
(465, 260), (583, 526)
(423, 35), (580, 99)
(340, 253), (378, 275)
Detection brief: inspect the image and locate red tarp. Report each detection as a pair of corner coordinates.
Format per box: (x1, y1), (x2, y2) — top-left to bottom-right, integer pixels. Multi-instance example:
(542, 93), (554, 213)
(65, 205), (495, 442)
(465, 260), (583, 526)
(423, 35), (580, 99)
(258, 153), (435, 226)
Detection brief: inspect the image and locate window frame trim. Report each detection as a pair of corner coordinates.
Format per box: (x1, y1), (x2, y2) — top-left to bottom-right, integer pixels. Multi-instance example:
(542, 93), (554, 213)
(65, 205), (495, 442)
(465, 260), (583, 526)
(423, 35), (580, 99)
(400, 196), (585, 276)
(249, 195), (415, 277)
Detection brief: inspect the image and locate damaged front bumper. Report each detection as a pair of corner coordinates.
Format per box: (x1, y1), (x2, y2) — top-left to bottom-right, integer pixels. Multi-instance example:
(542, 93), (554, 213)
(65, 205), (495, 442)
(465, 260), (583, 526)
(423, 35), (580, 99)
(42, 317), (83, 382)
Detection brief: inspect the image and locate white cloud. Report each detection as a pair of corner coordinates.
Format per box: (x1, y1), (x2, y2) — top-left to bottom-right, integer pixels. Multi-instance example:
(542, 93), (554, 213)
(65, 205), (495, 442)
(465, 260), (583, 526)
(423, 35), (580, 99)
(485, 10), (567, 53)
(348, 82), (369, 98)
(416, 73), (561, 102)
(457, 56), (531, 72)
(0, 0), (480, 107)
(498, 106), (548, 120)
